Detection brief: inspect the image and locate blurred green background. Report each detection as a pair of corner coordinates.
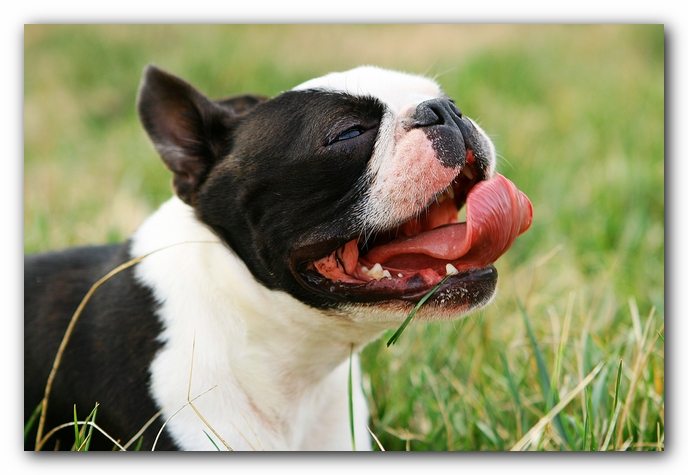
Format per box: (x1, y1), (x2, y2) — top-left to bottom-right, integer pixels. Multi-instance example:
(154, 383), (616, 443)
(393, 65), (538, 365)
(24, 24), (664, 450)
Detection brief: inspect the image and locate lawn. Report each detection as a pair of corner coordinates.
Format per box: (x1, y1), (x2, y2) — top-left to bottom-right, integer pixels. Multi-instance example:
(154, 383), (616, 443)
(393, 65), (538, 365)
(24, 24), (664, 451)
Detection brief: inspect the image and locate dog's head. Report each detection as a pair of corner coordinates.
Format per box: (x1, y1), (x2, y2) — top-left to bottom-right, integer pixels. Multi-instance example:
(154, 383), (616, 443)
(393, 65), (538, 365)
(137, 65), (532, 322)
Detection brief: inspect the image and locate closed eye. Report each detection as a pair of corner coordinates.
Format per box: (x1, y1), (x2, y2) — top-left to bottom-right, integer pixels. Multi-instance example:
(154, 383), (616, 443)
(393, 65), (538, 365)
(328, 126), (364, 145)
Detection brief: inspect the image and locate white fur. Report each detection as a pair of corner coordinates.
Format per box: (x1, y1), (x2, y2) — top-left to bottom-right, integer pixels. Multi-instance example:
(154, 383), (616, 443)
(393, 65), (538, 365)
(131, 198), (387, 450)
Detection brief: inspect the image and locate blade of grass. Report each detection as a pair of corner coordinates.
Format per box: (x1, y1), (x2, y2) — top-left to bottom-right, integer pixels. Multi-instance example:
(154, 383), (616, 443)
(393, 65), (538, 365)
(73, 404), (99, 451)
(517, 297), (571, 447)
(582, 391), (591, 450)
(475, 420), (499, 448)
(203, 430), (221, 451)
(24, 402), (43, 442)
(499, 350), (524, 438)
(511, 361), (604, 451)
(615, 310), (658, 445)
(133, 436), (144, 451)
(82, 404), (98, 451)
(423, 366), (454, 450)
(584, 384), (596, 450)
(72, 405), (80, 450)
(552, 292), (574, 399)
(387, 274), (452, 347)
(479, 385), (505, 450)
(600, 359), (623, 451)
(591, 361), (611, 419)
(348, 343), (356, 451)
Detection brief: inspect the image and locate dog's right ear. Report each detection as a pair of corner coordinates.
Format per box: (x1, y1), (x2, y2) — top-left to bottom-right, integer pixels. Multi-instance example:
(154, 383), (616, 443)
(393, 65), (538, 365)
(137, 64), (264, 206)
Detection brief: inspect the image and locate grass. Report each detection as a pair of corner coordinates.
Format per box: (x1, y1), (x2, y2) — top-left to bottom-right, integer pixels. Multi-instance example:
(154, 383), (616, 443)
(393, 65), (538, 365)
(387, 274), (454, 347)
(24, 24), (664, 451)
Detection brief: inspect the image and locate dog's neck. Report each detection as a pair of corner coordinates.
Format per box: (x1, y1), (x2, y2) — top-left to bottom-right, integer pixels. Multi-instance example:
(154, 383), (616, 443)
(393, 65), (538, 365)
(130, 198), (386, 448)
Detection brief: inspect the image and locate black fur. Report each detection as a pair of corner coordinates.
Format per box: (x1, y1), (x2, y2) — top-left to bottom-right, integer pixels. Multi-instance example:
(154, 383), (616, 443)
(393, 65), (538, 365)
(196, 90), (386, 307)
(24, 243), (178, 451)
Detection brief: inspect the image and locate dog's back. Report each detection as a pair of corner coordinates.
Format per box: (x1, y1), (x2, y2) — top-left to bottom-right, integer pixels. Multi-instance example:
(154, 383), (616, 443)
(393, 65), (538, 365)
(24, 244), (177, 450)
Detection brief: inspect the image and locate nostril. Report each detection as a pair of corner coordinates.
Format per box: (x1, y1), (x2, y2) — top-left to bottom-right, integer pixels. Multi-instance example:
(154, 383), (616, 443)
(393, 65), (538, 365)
(412, 99), (462, 128)
(448, 101), (463, 118)
(412, 103), (442, 127)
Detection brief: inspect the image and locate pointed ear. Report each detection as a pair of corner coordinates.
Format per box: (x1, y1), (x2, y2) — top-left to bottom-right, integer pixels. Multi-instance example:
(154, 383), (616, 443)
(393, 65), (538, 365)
(214, 94), (267, 116)
(136, 64), (264, 205)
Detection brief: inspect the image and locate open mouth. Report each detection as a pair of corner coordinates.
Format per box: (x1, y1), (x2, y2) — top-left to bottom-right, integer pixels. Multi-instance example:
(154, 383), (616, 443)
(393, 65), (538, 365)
(292, 151), (533, 307)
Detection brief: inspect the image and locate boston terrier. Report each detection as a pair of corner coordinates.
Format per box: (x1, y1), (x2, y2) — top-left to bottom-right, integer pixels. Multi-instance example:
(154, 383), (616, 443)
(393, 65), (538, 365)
(24, 65), (532, 451)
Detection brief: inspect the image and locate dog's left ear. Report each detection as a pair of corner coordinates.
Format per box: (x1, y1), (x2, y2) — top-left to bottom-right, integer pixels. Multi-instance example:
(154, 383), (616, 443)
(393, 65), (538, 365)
(137, 64), (265, 205)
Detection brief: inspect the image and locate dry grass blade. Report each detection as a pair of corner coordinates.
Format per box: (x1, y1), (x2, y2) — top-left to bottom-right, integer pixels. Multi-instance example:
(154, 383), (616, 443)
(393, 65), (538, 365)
(187, 332), (236, 451)
(615, 307), (659, 445)
(366, 425), (385, 451)
(151, 385), (217, 451)
(188, 402), (236, 451)
(235, 406), (266, 450)
(511, 362), (604, 451)
(122, 408), (164, 450)
(40, 421), (126, 451)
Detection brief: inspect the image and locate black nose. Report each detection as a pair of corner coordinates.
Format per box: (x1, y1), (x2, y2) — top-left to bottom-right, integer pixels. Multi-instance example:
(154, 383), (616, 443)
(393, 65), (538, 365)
(410, 99), (471, 169)
(411, 99), (462, 128)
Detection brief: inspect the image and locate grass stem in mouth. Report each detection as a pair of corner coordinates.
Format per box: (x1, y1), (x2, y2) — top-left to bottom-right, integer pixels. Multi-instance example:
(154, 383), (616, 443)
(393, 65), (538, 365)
(387, 274), (452, 347)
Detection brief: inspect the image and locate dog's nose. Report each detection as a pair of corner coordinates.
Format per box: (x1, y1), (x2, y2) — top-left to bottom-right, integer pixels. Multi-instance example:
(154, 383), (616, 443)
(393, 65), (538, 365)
(411, 99), (462, 128)
(410, 99), (470, 169)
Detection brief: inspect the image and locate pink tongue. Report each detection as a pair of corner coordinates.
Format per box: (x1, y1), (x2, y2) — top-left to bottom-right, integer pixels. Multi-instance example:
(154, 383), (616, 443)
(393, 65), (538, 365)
(362, 174), (533, 269)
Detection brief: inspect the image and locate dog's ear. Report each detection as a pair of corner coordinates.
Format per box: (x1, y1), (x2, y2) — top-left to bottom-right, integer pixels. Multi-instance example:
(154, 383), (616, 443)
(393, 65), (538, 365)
(137, 64), (265, 205)
(214, 94), (266, 116)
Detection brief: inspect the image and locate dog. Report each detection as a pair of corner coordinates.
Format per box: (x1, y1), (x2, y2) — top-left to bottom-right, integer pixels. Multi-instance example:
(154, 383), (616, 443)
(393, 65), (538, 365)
(24, 65), (532, 451)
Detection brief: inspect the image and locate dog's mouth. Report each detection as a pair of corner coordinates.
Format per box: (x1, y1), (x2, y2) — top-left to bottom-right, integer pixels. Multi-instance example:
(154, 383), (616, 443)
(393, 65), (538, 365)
(291, 152), (533, 308)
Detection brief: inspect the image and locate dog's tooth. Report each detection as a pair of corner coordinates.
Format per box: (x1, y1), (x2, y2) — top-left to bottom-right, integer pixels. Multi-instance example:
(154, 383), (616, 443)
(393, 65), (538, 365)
(367, 263), (384, 279)
(445, 263), (458, 276)
(369, 263), (384, 279)
(361, 263), (392, 280)
(438, 186), (455, 203)
(462, 167), (474, 180)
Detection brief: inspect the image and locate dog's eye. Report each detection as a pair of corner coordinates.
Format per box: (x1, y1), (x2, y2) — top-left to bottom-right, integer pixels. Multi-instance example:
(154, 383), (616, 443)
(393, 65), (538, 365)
(328, 127), (364, 145)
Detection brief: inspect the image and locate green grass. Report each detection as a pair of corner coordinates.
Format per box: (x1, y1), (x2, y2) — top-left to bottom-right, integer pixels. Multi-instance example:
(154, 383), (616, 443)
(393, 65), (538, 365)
(24, 24), (664, 451)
